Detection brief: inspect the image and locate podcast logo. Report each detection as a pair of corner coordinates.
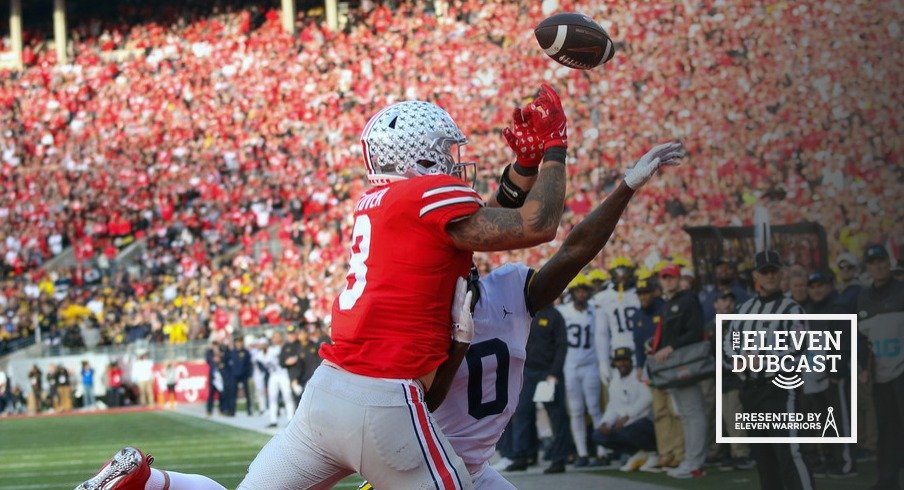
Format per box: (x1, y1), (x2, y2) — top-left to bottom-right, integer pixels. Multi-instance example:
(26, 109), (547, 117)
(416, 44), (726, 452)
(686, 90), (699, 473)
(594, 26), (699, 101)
(727, 328), (843, 390)
(716, 314), (857, 444)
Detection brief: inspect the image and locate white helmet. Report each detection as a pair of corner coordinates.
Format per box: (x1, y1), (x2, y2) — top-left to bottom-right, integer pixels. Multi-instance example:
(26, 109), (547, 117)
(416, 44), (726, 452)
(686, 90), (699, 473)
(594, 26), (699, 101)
(361, 101), (475, 186)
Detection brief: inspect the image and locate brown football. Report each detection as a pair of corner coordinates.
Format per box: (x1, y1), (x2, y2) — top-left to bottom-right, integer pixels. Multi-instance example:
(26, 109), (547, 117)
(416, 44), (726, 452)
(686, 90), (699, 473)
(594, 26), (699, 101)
(534, 12), (615, 70)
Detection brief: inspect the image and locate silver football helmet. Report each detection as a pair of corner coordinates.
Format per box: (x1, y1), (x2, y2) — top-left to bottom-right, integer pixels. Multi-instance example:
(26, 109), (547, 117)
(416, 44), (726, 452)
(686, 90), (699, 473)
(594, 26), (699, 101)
(361, 101), (475, 186)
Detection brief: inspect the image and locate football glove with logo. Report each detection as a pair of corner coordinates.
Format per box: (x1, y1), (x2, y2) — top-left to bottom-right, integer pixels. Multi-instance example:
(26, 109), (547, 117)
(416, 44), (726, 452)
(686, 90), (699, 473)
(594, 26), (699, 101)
(502, 107), (544, 170)
(522, 83), (568, 151)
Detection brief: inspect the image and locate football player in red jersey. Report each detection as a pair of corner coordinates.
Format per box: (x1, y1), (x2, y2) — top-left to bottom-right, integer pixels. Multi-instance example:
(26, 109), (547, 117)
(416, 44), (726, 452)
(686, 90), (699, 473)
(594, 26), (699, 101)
(236, 86), (570, 490)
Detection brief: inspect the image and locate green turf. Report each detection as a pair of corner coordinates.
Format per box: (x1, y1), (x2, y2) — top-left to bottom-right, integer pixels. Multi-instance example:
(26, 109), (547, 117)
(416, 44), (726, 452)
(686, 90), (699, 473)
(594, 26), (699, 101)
(0, 411), (365, 490)
(0, 411), (885, 489)
(592, 458), (879, 490)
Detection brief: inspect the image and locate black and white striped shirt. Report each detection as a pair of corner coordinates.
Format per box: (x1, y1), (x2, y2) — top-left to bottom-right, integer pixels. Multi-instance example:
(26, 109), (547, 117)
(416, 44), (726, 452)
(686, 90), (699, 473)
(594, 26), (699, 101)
(723, 292), (808, 380)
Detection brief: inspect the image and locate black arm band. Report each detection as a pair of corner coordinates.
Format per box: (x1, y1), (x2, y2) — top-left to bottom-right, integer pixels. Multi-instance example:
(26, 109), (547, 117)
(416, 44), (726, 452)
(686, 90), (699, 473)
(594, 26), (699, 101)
(496, 164), (529, 209)
(543, 146), (567, 164)
(512, 162), (539, 176)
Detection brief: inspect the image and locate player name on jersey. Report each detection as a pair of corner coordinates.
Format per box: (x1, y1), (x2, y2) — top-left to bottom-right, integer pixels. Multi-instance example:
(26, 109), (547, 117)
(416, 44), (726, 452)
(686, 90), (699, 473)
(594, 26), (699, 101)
(355, 187), (389, 212)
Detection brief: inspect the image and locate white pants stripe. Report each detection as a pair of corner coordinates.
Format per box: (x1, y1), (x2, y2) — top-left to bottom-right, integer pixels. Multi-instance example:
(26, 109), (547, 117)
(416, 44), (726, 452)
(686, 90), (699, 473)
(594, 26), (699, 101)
(404, 384), (464, 489)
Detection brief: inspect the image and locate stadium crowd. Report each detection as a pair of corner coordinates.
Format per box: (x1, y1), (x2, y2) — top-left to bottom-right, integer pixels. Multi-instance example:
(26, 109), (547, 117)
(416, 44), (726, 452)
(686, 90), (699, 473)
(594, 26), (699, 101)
(0, 0), (901, 408)
(1, 2), (901, 488)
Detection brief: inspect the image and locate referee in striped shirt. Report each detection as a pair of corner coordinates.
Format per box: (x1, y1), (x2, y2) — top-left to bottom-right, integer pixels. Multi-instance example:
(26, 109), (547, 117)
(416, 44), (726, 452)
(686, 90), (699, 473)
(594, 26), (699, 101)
(724, 250), (814, 490)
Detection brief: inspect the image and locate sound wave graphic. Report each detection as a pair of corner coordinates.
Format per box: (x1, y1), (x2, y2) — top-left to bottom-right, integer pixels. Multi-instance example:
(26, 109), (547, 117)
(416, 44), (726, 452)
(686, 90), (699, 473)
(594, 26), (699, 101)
(772, 374), (804, 390)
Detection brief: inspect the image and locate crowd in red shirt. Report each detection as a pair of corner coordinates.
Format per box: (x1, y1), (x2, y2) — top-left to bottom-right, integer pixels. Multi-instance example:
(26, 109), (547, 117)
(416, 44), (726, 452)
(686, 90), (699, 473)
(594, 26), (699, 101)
(0, 0), (900, 350)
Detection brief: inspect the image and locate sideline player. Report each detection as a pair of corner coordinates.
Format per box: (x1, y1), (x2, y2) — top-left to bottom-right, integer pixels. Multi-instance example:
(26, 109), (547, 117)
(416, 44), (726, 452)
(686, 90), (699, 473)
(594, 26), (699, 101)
(262, 331), (294, 427)
(559, 274), (605, 466)
(592, 257), (641, 383)
(78, 140), (685, 490)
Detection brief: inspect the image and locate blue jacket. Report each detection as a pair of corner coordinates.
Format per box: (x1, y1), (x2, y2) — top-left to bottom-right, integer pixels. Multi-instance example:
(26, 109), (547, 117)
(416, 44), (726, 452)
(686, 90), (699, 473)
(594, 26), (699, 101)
(229, 348), (253, 380)
(700, 282), (750, 323)
(632, 297), (665, 368)
(836, 283), (862, 314)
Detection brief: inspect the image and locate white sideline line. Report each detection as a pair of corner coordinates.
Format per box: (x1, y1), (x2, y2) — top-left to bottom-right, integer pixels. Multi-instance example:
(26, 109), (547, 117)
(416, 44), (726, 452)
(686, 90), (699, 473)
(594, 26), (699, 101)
(165, 406), (281, 437)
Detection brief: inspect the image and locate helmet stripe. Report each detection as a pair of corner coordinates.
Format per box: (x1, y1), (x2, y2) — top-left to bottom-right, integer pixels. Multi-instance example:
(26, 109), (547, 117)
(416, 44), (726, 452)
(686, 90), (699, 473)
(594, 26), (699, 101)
(361, 140), (374, 175)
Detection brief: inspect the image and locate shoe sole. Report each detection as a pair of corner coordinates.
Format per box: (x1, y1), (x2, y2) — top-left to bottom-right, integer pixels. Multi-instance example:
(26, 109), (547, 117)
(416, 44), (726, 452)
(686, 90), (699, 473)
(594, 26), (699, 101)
(76, 447), (142, 490)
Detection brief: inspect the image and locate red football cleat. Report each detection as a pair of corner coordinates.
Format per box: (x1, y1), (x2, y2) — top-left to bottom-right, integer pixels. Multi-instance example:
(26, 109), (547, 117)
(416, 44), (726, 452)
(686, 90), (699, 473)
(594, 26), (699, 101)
(75, 447), (153, 490)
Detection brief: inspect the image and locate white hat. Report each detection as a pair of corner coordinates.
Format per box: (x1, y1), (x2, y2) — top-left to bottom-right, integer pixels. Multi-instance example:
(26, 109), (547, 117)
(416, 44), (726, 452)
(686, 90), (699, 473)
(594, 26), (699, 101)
(835, 252), (859, 268)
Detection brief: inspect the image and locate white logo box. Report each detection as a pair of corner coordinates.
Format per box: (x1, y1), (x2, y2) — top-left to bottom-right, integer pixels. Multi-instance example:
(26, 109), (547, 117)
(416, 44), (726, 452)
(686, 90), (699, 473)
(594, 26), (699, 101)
(715, 313), (857, 444)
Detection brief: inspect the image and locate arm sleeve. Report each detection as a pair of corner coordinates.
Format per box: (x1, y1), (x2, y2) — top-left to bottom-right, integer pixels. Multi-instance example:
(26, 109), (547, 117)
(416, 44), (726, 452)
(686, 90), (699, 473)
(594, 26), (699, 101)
(550, 310), (568, 376)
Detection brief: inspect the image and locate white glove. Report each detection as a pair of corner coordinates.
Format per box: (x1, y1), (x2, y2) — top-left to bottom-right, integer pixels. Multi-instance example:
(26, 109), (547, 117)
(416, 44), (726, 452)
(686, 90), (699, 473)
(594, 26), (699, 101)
(623, 141), (686, 190)
(451, 277), (475, 343)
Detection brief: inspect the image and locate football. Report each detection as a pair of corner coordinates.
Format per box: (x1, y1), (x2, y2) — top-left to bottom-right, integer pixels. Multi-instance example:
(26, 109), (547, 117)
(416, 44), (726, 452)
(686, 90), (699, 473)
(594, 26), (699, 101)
(534, 12), (615, 70)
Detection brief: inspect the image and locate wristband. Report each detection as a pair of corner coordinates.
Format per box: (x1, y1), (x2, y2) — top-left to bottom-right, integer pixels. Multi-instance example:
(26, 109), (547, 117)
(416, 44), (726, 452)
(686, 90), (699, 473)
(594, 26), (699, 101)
(543, 147), (567, 164)
(512, 162), (539, 177)
(495, 164), (528, 209)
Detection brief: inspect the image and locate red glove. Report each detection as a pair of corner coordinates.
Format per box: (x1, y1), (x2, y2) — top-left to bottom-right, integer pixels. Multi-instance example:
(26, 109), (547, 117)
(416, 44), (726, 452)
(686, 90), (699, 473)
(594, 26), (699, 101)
(502, 108), (544, 169)
(523, 83), (568, 150)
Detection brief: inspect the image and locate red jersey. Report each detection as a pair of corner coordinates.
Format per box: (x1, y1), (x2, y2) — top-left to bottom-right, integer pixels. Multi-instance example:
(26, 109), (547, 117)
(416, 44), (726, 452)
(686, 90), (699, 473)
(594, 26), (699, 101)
(321, 174), (482, 378)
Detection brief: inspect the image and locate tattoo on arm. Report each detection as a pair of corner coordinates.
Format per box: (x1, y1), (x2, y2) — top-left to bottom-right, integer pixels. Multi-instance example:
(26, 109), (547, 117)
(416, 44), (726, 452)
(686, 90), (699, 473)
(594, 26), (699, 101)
(447, 207), (526, 251)
(524, 163), (566, 233)
(448, 162), (565, 252)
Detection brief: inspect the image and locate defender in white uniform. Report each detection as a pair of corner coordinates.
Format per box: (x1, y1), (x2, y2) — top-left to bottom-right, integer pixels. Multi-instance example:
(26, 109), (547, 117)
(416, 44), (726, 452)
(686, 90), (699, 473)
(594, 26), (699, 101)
(558, 274), (604, 465)
(433, 264), (531, 489)
(388, 139), (687, 486)
(591, 258), (641, 383)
